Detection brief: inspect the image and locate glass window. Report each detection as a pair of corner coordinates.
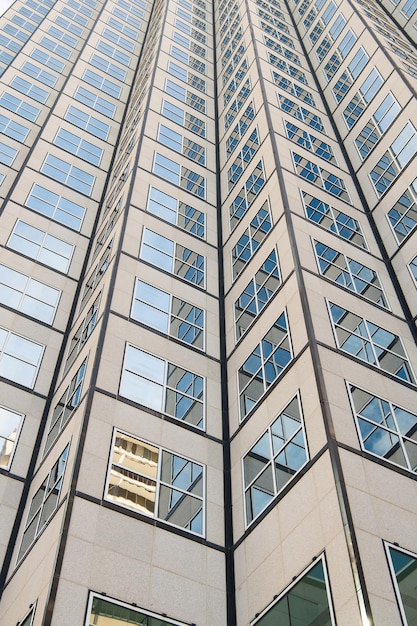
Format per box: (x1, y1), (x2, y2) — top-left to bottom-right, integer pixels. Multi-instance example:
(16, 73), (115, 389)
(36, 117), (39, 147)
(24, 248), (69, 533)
(285, 122), (335, 163)
(53, 128), (103, 166)
(253, 559), (334, 625)
(0, 264), (60, 324)
(132, 279), (204, 349)
(349, 385), (417, 471)
(80, 240), (112, 310)
(18, 445), (69, 561)
(292, 153), (351, 203)
(0, 113), (29, 142)
(329, 302), (415, 383)
(355, 93), (401, 160)
(0, 405), (24, 469)
(96, 40), (131, 67)
(229, 160), (265, 231)
(244, 394), (308, 524)
(227, 129), (260, 190)
(235, 249), (281, 339)
(277, 94), (325, 134)
(157, 123), (205, 166)
(140, 228), (205, 287)
(226, 103), (255, 155)
(18, 607), (35, 626)
(161, 99), (206, 137)
(147, 186), (205, 238)
(0, 141), (18, 166)
(7, 220), (74, 273)
(21, 61), (57, 87)
(387, 545), (417, 625)
(387, 178), (417, 243)
(64, 105), (109, 140)
(120, 345), (204, 428)
(302, 191), (367, 248)
(402, 0), (417, 16)
(314, 241), (387, 307)
(31, 49), (65, 73)
(74, 86), (116, 118)
(0, 327), (44, 388)
(82, 69), (121, 98)
(343, 67), (384, 129)
(102, 28), (135, 53)
(0, 92), (39, 122)
(25, 184), (85, 231)
(10, 75), (49, 103)
(45, 361), (86, 452)
(371, 123), (417, 196)
(87, 595), (188, 626)
(232, 202), (272, 279)
(64, 296), (100, 373)
(152, 153), (205, 198)
(41, 154), (95, 195)
(90, 53), (126, 81)
(272, 72), (315, 106)
(47, 25), (77, 47)
(107, 430), (204, 533)
(39, 36), (72, 59)
(238, 311), (293, 420)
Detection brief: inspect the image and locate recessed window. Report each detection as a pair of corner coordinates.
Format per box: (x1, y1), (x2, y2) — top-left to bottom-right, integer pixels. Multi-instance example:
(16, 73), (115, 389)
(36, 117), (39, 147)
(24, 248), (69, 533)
(0, 141), (18, 166)
(0, 92), (39, 122)
(82, 69), (121, 99)
(277, 94), (325, 133)
(238, 311), (293, 420)
(409, 256), (417, 285)
(355, 93), (401, 160)
(229, 160), (265, 231)
(21, 60), (57, 87)
(64, 105), (110, 140)
(253, 558), (334, 625)
(157, 123), (206, 166)
(140, 228), (205, 286)
(45, 360), (86, 453)
(74, 86), (116, 118)
(292, 153), (351, 203)
(0, 405), (24, 469)
(227, 129), (260, 190)
(147, 186), (205, 238)
(232, 201), (272, 279)
(31, 48), (64, 73)
(87, 594), (188, 626)
(386, 544), (417, 625)
(314, 240), (387, 308)
(285, 122), (335, 163)
(10, 75), (49, 103)
(120, 344), (204, 428)
(25, 184), (85, 231)
(18, 444), (69, 561)
(349, 384), (417, 471)
(235, 249), (281, 339)
(0, 264), (60, 324)
(370, 122), (417, 196)
(153, 152), (205, 198)
(90, 53), (126, 81)
(244, 393), (308, 524)
(7, 220), (74, 273)
(106, 430), (204, 534)
(0, 113), (29, 142)
(53, 128), (103, 166)
(39, 36), (72, 60)
(302, 192), (367, 248)
(387, 177), (417, 244)
(343, 67), (383, 129)
(0, 327), (44, 388)
(329, 302), (415, 384)
(41, 154), (95, 195)
(64, 295), (100, 373)
(132, 279), (204, 349)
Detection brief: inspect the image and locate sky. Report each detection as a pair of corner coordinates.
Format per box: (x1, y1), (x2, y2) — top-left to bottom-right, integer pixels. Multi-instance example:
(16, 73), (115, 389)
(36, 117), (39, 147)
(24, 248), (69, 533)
(0, 0), (14, 16)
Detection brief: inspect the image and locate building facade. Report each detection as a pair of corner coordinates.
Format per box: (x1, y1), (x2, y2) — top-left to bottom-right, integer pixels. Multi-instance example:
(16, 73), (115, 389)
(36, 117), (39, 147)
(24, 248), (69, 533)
(0, 0), (417, 623)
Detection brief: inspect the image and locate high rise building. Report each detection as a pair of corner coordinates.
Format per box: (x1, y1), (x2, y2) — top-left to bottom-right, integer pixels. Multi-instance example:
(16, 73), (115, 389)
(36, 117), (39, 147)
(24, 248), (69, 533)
(0, 0), (417, 623)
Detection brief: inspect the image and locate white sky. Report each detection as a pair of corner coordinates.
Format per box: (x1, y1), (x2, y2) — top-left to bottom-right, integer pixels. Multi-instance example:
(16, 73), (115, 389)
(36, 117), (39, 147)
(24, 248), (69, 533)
(0, 0), (14, 16)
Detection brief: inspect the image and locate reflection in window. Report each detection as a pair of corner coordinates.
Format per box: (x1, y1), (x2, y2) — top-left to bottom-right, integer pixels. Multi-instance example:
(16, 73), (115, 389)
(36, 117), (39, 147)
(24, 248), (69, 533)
(41, 154), (95, 195)
(349, 384), (417, 472)
(140, 228), (205, 287)
(343, 67), (383, 129)
(107, 430), (204, 534)
(302, 192), (367, 248)
(329, 303), (415, 384)
(292, 153), (350, 203)
(409, 256), (417, 286)
(238, 311), (293, 420)
(277, 93), (325, 133)
(45, 361), (86, 453)
(120, 344), (204, 428)
(0, 264), (60, 324)
(387, 545), (417, 625)
(132, 280), (204, 349)
(18, 444), (69, 561)
(147, 186), (205, 238)
(157, 124), (206, 166)
(0, 405), (23, 469)
(0, 327), (44, 388)
(355, 93), (400, 160)
(235, 249), (281, 339)
(253, 559), (334, 625)
(0, 113), (29, 142)
(87, 594), (187, 625)
(314, 241), (387, 308)
(25, 184), (85, 231)
(387, 178), (417, 244)
(0, 92), (40, 122)
(232, 201), (272, 279)
(370, 122), (417, 196)
(0, 141), (18, 166)
(229, 160), (265, 231)
(18, 606), (35, 626)
(285, 122), (335, 163)
(244, 394), (308, 524)
(7, 220), (74, 273)
(153, 152), (205, 198)
(64, 295), (100, 373)
(53, 128), (103, 166)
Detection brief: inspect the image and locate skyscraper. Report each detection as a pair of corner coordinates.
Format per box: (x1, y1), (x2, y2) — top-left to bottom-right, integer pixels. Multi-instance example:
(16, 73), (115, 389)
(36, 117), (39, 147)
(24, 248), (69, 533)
(0, 0), (417, 622)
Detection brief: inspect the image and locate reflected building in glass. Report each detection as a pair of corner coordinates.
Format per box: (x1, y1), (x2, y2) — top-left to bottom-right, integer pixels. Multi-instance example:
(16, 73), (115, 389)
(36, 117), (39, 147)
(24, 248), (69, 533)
(0, 0), (417, 623)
